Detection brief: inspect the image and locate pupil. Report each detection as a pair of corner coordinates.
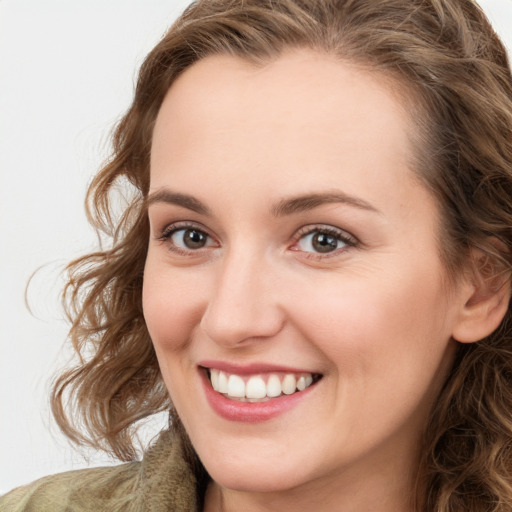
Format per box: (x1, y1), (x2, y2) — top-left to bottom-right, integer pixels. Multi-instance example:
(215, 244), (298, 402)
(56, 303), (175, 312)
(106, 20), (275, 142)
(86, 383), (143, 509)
(312, 233), (337, 253)
(184, 230), (206, 249)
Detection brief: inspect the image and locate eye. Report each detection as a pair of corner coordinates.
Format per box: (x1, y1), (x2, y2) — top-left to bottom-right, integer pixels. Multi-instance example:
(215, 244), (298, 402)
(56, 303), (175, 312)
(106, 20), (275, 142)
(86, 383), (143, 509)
(171, 228), (210, 250)
(157, 223), (217, 254)
(293, 226), (356, 255)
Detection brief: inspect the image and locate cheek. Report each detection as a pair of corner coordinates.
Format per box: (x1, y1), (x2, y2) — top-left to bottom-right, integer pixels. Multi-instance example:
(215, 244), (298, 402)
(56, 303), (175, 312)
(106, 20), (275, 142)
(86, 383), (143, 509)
(288, 261), (455, 381)
(287, 264), (457, 441)
(142, 261), (210, 412)
(142, 260), (206, 354)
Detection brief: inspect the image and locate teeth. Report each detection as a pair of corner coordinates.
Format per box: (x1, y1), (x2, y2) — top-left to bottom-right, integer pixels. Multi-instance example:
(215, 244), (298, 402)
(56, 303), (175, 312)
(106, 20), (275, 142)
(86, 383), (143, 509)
(209, 369), (317, 400)
(266, 374), (282, 397)
(282, 374), (297, 395)
(227, 374), (245, 398)
(210, 369), (219, 390)
(246, 376), (267, 399)
(217, 370), (228, 393)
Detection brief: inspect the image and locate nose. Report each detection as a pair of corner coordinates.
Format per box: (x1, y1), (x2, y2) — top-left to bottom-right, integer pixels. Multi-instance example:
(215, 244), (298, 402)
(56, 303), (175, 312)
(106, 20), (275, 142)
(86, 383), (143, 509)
(200, 249), (286, 347)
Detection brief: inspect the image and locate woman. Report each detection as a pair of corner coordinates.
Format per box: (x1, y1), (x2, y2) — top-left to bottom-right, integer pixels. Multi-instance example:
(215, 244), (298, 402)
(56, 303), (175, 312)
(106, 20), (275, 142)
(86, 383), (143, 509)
(2, 0), (512, 510)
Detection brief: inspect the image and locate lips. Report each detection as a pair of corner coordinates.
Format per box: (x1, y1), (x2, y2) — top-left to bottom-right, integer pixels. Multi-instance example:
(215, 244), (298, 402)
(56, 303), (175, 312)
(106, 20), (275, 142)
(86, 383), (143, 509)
(199, 362), (322, 422)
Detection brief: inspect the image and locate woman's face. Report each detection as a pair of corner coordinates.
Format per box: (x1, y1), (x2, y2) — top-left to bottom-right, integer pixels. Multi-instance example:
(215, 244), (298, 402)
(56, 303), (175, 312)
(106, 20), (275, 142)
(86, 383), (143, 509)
(143, 50), (470, 502)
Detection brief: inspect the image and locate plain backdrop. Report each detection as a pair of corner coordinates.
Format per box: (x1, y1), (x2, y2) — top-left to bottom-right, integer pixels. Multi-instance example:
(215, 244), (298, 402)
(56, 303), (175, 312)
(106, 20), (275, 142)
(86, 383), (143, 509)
(1, 0), (512, 495)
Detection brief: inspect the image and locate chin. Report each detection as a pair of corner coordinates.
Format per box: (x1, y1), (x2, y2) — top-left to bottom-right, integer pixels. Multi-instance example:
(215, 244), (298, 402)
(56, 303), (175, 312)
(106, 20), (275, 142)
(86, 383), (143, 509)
(196, 443), (313, 494)
(205, 461), (305, 494)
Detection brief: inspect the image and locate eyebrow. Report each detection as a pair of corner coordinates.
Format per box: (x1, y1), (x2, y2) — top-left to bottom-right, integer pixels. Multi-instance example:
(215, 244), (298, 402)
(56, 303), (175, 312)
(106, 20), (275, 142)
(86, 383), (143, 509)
(146, 188), (379, 217)
(271, 191), (380, 216)
(146, 190), (211, 216)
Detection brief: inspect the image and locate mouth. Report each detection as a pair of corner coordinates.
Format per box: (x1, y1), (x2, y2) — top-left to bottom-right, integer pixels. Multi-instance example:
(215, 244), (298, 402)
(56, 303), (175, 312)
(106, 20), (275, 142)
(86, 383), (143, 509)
(203, 367), (322, 402)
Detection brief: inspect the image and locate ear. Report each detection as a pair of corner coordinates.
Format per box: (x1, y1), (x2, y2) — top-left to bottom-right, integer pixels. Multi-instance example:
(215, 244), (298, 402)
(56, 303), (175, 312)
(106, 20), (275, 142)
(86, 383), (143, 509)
(452, 247), (511, 344)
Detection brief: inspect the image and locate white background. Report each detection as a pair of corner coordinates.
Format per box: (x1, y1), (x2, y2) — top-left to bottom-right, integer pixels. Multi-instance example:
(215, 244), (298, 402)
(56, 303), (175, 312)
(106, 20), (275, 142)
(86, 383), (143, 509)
(1, 0), (511, 495)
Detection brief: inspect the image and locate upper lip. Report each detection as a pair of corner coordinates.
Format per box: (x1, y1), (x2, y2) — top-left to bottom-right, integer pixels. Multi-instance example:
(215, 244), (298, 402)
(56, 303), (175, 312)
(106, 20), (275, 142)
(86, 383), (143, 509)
(198, 360), (320, 375)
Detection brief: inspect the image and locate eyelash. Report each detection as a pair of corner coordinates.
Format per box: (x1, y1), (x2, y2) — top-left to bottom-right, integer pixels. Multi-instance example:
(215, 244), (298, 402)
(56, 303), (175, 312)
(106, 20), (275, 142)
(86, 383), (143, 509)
(291, 225), (358, 259)
(156, 222), (358, 258)
(157, 222), (216, 256)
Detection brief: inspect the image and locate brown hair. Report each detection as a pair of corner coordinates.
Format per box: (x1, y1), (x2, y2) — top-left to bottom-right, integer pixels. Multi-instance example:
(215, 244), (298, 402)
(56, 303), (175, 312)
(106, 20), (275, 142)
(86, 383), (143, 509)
(52, 0), (512, 509)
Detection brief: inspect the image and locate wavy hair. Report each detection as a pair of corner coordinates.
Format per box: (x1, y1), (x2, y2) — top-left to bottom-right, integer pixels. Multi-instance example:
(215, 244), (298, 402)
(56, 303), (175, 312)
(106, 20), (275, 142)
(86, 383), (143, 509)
(51, 0), (512, 510)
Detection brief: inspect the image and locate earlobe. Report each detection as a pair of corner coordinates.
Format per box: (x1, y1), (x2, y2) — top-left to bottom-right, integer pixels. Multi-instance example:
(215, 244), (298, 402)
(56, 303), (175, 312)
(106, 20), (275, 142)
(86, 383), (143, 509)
(452, 249), (511, 344)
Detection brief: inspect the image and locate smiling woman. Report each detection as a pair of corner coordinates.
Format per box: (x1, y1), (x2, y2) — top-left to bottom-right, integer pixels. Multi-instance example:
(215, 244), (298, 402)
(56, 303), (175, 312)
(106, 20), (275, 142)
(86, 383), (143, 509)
(144, 51), (464, 505)
(2, 1), (512, 511)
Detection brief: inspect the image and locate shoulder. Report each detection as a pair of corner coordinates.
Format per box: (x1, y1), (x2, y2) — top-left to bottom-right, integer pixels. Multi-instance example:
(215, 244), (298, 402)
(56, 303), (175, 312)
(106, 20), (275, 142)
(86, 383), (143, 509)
(0, 429), (199, 512)
(0, 462), (140, 512)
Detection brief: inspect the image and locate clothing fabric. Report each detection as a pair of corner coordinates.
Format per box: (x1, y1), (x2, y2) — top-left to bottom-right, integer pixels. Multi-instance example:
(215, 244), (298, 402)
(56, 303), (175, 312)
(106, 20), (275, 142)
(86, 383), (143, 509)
(0, 430), (199, 512)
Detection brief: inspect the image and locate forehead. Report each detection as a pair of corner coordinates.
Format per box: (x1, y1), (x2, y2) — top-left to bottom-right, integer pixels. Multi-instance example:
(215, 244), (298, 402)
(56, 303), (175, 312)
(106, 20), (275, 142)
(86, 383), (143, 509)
(150, 49), (422, 214)
(152, 50), (413, 168)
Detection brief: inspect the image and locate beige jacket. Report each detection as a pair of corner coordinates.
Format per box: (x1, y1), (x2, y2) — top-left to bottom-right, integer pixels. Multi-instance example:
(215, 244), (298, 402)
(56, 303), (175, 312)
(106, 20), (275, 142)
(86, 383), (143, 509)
(0, 430), (199, 512)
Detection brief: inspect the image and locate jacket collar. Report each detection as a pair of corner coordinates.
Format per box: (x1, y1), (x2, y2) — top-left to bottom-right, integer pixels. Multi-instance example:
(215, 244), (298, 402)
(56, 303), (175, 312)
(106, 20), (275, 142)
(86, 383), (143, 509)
(131, 429), (199, 511)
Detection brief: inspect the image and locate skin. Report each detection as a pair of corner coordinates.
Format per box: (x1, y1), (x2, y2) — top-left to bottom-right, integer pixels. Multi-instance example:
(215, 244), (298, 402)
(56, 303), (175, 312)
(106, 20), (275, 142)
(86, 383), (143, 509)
(143, 50), (480, 512)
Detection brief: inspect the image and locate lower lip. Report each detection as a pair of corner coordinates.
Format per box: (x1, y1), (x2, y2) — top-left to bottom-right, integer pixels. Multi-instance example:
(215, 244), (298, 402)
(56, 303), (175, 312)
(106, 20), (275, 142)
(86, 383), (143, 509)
(200, 370), (316, 423)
